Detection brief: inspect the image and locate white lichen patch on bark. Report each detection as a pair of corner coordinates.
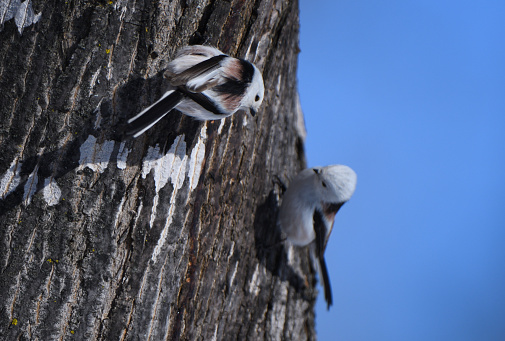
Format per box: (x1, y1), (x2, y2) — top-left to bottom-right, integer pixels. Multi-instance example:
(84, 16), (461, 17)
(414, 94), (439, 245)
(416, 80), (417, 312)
(145, 135), (189, 261)
(286, 244), (295, 265)
(116, 142), (129, 170)
(89, 69), (101, 98)
(0, 157), (22, 199)
(253, 33), (271, 69)
(268, 284), (288, 339)
(187, 124), (207, 192)
(211, 324), (219, 341)
(0, 0), (41, 34)
(43, 177), (61, 206)
(113, 196), (127, 230)
(217, 118), (226, 135)
(141, 135), (186, 228)
(248, 263), (261, 296)
(78, 135), (115, 173)
(93, 99), (103, 129)
(22, 164), (39, 206)
(229, 261), (239, 289)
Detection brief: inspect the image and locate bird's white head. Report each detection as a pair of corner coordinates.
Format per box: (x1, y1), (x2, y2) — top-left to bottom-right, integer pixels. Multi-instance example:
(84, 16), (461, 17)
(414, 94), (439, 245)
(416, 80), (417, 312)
(313, 165), (357, 205)
(241, 64), (265, 116)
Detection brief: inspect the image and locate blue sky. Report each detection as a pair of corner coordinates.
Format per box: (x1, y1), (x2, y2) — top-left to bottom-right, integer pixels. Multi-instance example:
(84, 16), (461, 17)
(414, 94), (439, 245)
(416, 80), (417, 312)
(298, 1), (505, 340)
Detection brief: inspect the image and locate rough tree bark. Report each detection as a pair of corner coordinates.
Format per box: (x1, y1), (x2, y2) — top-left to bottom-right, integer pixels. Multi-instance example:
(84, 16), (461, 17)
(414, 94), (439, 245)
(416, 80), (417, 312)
(0, 0), (316, 339)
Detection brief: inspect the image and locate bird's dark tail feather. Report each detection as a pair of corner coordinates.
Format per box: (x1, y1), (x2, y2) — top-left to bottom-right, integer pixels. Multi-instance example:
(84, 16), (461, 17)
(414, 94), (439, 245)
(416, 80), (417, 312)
(126, 90), (184, 138)
(319, 256), (333, 310)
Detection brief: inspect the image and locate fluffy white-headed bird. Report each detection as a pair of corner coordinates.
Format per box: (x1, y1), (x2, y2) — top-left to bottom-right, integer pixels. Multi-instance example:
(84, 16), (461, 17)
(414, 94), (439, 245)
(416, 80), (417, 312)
(278, 165), (357, 309)
(126, 45), (265, 137)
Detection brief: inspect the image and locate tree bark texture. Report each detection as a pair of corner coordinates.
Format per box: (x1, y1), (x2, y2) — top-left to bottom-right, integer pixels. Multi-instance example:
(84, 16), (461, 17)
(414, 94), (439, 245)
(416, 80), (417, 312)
(0, 0), (315, 339)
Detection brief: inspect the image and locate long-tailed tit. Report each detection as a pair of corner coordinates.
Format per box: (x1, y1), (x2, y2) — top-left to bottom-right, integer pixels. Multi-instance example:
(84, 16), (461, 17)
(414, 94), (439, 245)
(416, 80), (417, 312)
(278, 165), (357, 309)
(126, 45), (265, 137)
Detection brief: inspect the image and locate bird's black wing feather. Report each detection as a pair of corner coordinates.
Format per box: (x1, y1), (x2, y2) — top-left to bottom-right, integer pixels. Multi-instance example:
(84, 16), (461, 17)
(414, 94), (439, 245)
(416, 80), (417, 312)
(313, 209), (333, 309)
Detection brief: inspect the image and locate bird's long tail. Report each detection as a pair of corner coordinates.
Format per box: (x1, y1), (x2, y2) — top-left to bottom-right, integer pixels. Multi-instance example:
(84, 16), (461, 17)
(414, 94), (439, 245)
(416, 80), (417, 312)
(319, 255), (333, 310)
(126, 90), (184, 138)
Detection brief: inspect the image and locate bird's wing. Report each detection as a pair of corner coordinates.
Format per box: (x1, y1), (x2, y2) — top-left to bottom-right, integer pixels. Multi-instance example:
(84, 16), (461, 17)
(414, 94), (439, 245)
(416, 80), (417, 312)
(166, 55), (228, 92)
(322, 202), (344, 249)
(177, 88), (229, 117)
(313, 209), (333, 309)
(126, 90), (184, 138)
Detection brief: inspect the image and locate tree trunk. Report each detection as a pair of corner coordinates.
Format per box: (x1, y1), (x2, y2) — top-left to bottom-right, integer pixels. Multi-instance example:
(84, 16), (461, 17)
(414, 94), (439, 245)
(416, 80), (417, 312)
(0, 0), (315, 339)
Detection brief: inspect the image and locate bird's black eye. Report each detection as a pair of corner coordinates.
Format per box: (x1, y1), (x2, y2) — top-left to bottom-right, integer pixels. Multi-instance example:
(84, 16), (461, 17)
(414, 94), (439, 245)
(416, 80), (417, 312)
(313, 168), (320, 174)
(255, 94), (260, 102)
(322, 181), (327, 188)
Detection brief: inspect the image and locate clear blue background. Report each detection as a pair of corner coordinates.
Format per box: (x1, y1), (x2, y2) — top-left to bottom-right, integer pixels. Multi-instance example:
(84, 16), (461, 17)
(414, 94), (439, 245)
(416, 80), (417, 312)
(298, 1), (505, 340)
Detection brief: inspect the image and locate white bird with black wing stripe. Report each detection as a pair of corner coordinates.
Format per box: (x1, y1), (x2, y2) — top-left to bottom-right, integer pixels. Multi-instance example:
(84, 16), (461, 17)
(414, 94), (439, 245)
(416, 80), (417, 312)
(127, 45), (265, 138)
(278, 165), (357, 309)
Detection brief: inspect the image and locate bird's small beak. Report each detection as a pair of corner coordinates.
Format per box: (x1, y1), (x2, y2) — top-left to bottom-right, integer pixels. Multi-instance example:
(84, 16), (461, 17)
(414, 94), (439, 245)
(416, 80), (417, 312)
(249, 108), (256, 117)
